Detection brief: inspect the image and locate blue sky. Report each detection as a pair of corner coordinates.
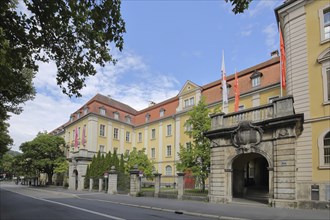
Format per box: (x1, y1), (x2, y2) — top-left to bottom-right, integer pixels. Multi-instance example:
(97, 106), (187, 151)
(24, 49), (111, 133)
(9, 0), (283, 152)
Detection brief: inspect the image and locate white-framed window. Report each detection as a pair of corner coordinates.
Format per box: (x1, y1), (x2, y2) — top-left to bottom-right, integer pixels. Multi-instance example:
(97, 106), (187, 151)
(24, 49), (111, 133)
(126, 131), (130, 142)
(318, 129), (330, 169)
(77, 112), (80, 119)
(319, 5), (330, 43)
(151, 148), (155, 158)
(184, 97), (195, 108)
(238, 105), (245, 111)
(252, 77), (260, 87)
(165, 165), (172, 176)
(185, 121), (192, 132)
(99, 145), (105, 153)
(151, 129), (156, 139)
(269, 96), (280, 103)
(324, 132), (330, 164)
(250, 70), (262, 87)
(113, 147), (118, 153)
(138, 132), (142, 142)
(125, 149), (130, 155)
(160, 108), (165, 117)
(83, 107), (88, 115)
(145, 113), (150, 122)
(99, 124), (105, 137)
(100, 108), (106, 116)
(70, 116), (74, 122)
(114, 112), (119, 120)
(166, 124), (172, 136)
(166, 145), (172, 157)
(113, 128), (119, 139)
(318, 48), (330, 104)
(126, 115), (131, 123)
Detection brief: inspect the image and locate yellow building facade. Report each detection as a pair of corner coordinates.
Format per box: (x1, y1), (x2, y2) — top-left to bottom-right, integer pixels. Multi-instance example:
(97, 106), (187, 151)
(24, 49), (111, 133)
(51, 56), (282, 191)
(276, 0), (330, 207)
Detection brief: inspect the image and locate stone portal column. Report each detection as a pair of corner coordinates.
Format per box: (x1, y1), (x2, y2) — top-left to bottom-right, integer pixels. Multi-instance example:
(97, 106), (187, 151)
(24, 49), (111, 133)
(129, 165), (141, 197)
(99, 178), (103, 192)
(89, 178), (93, 191)
(268, 167), (274, 204)
(177, 172), (185, 200)
(154, 173), (162, 198)
(108, 166), (117, 195)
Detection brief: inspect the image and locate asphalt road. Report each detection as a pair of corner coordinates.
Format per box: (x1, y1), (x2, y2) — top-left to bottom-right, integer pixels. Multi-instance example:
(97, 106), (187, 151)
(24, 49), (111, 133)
(0, 186), (211, 220)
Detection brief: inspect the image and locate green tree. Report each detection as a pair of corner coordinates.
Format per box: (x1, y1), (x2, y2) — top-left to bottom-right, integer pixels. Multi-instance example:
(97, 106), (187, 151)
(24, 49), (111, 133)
(1, 0), (125, 98)
(126, 148), (153, 179)
(225, 0), (253, 14)
(0, 153), (14, 178)
(0, 121), (13, 158)
(1, 1), (126, 154)
(19, 132), (66, 185)
(177, 97), (211, 191)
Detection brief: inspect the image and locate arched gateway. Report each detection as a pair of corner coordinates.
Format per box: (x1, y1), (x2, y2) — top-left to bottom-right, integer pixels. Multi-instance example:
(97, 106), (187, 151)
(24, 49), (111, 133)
(205, 96), (304, 207)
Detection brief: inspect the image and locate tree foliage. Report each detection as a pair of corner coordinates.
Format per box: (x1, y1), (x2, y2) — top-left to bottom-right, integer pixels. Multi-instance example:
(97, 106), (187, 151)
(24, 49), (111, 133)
(19, 132), (66, 184)
(125, 148), (154, 179)
(1, 0), (125, 98)
(177, 97), (211, 191)
(0, 121), (13, 158)
(1, 0), (126, 157)
(225, 0), (253, 14)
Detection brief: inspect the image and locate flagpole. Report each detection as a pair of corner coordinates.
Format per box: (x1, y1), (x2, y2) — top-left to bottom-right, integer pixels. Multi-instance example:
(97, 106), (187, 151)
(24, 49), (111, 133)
(279, 22), (283, 97)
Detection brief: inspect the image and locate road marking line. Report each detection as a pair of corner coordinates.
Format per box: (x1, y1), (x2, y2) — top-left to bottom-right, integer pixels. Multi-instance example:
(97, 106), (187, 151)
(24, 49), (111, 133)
(1, 188), (125, 220)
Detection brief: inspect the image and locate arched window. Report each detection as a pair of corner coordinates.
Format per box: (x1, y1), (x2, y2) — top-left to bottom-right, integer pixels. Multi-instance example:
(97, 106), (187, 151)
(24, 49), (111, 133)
(317, 48), (330, 104)
(165, 165), (172, 176)
(324, 132), (330, 164)
(318, 130), (330, 169)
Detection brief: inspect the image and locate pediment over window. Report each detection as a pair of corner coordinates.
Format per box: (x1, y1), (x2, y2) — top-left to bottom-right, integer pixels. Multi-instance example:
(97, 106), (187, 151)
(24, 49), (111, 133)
(178, 80), (201, 96)
(318, 48), (330, 63)
(250, 70), (263, 79)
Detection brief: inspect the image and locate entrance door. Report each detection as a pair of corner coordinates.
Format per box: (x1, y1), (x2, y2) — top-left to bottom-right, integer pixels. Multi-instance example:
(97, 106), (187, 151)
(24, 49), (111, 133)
(232, 153), (269, 203)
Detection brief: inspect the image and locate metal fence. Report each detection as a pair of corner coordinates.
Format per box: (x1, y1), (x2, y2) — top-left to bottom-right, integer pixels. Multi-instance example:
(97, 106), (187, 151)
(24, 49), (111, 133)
(159, 175), (178, 198)
(117, 173), (130, 194)
(183, 175), (208, 201)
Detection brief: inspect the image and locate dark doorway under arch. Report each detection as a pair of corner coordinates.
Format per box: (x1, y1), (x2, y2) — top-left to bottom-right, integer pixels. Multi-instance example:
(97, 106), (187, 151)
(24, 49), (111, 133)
(232, 153), (269, 203)
(73, 170), (78, 190)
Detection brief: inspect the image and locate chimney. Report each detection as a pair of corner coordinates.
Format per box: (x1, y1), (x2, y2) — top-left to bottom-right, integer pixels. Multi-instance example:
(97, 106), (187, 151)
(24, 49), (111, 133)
(271, 50), (279, 58)
(148, 101), (156, 107)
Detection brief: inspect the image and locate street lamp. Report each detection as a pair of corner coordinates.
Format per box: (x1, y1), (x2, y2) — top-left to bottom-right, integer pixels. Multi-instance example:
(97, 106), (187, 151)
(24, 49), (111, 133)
(104, 172), (109, 193)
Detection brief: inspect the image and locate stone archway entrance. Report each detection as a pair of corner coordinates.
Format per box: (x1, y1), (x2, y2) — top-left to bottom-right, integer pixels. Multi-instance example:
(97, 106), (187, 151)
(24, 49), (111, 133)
(232, 153), (269, 203)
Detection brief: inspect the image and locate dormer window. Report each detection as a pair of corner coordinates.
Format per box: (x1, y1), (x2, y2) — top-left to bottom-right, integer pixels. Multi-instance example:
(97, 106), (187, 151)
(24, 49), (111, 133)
(77, 112), (80, 119)
(114, 111), (119, 120)
(145, 113), (151, 122)
(250, 70), (263, 87)
(99, 107), (106, 116)
(184, 97), (194, 108)
(83, 107), (89, 115)
(70, 115), (74, 122)
(125, 115), (131, 123)
(160, 108), (165, 117)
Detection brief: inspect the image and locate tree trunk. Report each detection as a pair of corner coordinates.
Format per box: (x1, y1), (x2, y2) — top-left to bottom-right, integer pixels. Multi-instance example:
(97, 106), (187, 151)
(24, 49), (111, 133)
(47, 172), (53, 185)
(202, 176), (206, 192)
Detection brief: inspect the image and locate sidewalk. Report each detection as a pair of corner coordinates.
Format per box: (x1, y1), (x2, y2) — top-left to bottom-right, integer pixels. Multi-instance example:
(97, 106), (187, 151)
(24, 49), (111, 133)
(38, 186), (330, 220)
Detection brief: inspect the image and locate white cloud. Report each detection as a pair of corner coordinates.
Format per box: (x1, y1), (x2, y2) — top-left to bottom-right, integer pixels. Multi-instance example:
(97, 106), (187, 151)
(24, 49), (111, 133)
(240, 24), (254, 37)
(263, 23), (278, 51)
(8, 50), (180, 151)
(248, 0), (281, 17)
